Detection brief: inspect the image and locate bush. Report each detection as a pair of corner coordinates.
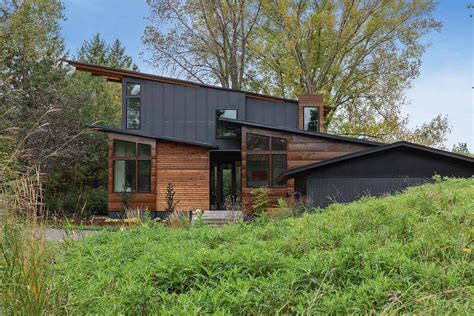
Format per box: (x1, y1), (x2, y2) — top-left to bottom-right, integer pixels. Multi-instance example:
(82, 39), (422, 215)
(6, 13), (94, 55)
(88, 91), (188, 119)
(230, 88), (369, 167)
(50, 178), (474, 314)
(45, 187), (107, 217)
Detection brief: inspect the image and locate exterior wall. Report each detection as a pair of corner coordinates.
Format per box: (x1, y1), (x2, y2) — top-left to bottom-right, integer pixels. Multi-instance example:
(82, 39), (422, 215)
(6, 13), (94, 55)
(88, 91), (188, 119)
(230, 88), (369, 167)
(156, 141), (210, 211)
(245, 98), (298, 129)
(297, 95), (325, 132)
(121, 77), (300, 149)
(241, 126), (371, 208)
(107, 133), (157, 213)
(302, 147), (474, 208)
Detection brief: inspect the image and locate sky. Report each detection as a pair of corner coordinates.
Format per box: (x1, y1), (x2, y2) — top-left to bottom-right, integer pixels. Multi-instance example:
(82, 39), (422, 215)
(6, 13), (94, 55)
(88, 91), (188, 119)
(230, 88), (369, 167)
(61, 0), (474, 150)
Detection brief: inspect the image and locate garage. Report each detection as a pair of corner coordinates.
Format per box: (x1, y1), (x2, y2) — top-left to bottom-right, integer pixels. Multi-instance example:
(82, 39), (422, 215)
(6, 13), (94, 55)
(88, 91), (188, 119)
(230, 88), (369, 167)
(279, 141), (474, 208)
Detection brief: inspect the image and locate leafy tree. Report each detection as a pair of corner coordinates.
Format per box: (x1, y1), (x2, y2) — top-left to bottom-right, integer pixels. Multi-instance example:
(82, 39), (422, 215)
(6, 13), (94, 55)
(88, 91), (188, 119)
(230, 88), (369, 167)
(452, 143), (470, 155)
(142, 0), (450, 147)
(255, 0), (447, 146)
(143, 0), (262, 89)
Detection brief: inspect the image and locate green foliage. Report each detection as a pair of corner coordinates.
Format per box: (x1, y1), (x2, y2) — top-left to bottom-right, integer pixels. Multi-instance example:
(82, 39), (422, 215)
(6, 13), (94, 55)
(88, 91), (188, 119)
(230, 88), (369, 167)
(45, 187), (107, 217)
(50, 178), (474, 314)
(250, 187), (270, 215)
(165, 183), (179, 212)
(452, 142), (470, 155)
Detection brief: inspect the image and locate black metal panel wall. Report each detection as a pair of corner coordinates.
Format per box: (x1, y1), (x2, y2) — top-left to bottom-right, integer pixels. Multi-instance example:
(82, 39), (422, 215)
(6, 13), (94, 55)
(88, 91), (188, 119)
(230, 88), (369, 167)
(121, 77), (300, 149)
(301, 146), (474, 208)
(122, 77), (247, 150)
(245, 98), (298, 129)
(307, 177), (432, 208)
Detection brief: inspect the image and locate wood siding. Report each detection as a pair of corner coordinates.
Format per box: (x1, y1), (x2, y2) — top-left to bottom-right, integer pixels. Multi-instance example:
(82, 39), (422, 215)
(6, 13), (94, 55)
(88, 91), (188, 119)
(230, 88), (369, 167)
(107, 133), (157, 212)
(156, 142), (210, 211)
(241, 126), (371, 208)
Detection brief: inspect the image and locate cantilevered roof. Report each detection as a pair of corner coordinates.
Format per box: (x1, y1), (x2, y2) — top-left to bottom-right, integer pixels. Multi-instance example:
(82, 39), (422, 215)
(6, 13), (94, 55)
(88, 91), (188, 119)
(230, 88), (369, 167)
(64, 59), (331, 106)
(220, 118), (382, 146)
(91, 125), (218, 149)
(278, 141), (474, 182)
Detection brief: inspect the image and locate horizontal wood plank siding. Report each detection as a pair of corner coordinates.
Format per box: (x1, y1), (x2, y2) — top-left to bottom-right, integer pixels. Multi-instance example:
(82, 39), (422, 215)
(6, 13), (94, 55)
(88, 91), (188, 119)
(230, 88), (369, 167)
(241, 126), (371, 208)
(156, 142), (210, 211)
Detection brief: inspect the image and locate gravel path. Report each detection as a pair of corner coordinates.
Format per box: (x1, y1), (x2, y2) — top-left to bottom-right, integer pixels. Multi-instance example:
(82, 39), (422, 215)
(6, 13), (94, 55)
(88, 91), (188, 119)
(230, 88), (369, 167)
(42, 228), (99, 242)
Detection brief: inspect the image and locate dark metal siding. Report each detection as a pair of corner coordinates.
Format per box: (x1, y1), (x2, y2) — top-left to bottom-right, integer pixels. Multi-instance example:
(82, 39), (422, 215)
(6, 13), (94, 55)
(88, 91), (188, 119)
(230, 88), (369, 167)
(121, 77), (300, 149)
(245, 98), (298, 129)
(302, 147), (474, 208)
(122, 77), (248, 150)
(307, 177), (432, 208)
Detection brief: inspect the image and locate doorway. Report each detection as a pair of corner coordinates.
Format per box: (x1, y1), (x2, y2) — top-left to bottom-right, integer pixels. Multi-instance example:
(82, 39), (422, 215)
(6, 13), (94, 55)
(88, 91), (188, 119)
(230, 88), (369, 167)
(210, 152), (241, 210)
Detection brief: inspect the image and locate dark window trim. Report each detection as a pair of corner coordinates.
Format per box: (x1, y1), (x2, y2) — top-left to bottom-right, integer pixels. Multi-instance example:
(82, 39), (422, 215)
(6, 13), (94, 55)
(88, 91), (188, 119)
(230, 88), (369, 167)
(246, 133), (288, 188)
(113, 140), (151, 193)
(215, 109), (239, 139)
(303, 106), (320, 131)
(125, 82), (141, 130)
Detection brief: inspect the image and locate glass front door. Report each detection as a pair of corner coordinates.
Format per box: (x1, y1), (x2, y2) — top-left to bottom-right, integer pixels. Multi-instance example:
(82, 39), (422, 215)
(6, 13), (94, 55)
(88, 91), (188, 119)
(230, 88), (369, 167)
(211, 160), (241, 210)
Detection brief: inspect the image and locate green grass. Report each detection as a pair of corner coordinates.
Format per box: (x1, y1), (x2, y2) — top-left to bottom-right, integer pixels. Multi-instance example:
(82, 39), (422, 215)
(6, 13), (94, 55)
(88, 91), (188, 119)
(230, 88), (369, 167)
(47, 178), (474, 313)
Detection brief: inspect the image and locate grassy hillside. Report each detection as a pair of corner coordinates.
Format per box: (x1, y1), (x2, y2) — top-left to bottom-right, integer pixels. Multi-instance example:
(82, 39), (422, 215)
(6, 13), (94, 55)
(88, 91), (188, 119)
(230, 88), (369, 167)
(52, 178), (474, 314)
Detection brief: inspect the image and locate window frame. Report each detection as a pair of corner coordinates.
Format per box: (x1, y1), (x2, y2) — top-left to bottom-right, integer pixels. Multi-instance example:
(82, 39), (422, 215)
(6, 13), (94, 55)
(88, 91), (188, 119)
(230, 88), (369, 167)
(125, 82), (141, 130)
(215, 109), (239, 139)
(113, 140), (152, 193)
(303, 106), (320, 132)
(246, 133), (287, 188)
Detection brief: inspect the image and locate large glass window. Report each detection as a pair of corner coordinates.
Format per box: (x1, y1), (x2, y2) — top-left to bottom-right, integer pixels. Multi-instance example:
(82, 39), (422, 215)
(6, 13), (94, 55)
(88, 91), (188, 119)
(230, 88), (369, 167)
(247, 154), (269, 188)
(247, 134), (269, 151)
(304, 106), (320, 131)
(246, 134), (288, 188)
(126, 83), (141, 129)
(272, 154), (287, 187)
(113, 140), (152, 193)
(216, 109), (239, 137)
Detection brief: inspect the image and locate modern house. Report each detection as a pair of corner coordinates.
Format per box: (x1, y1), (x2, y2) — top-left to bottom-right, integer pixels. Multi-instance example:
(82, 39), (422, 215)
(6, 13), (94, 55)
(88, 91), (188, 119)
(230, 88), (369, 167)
(65, 60), (474, 218)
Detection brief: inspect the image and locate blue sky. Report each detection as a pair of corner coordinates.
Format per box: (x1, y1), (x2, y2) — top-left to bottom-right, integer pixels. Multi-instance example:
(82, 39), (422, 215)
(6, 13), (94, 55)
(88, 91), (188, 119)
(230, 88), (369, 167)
(61, 0), (473, 150)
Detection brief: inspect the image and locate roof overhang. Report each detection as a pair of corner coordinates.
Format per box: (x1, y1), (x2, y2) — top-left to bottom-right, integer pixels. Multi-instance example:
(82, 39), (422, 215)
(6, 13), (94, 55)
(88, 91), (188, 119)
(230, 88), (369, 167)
(62, 59), (304, 104)
(220, 118), (382, 146)
(277, 141), (474, 182)
(90, 125), (218, 149)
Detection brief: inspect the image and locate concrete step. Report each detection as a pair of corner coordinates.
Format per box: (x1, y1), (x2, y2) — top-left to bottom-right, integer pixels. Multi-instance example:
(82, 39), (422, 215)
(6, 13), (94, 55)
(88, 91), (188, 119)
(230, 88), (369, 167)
(192, 210), (242, 225)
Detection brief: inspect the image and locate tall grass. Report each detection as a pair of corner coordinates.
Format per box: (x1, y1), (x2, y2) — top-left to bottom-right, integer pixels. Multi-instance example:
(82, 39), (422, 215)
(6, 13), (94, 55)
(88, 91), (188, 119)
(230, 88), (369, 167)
(0, 170), (63, 314)
(51, 178), (474, 314)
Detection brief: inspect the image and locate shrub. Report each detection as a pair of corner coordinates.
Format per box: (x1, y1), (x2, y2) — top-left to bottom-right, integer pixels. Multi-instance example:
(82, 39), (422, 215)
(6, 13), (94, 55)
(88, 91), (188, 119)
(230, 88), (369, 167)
(249, 187), (270, 216)
(165, 183), (179, 212)
(25, 179), (474, 314)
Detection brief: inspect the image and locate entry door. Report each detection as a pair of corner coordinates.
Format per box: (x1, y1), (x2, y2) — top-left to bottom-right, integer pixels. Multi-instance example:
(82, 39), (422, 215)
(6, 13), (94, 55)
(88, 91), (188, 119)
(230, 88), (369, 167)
(210, 161), (241, 210)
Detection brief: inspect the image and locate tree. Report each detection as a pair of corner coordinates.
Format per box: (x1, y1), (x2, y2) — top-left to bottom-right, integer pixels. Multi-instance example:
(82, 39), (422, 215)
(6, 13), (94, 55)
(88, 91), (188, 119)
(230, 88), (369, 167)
(254, 0), (448, 146)
(108, 39), (138, 71)
(75, 33), (109, 65)
(452, 143), (470, 155)
(143, 0), (262, 89)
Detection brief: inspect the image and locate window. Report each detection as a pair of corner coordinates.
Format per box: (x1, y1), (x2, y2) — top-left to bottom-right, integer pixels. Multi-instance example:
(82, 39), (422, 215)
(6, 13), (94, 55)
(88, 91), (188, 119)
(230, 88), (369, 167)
(246, 134), (287, 188)
(113, 140), (152, 193)
(247, 134), (269, 151)
(304, 106), (320, 131)
(272, 154), (287, 187)
(126, 83), (141, 129)
(247, 154), (269, 188)
(216, 109), (239, 138)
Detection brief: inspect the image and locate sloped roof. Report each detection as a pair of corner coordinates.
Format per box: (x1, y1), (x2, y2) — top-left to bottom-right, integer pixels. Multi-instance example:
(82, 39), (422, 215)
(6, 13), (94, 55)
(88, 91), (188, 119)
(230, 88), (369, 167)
(278, 141), (474, 182)
(91, 125), (218, 149)
(64, 59), (324, 105)
(220, 118), (382, 146)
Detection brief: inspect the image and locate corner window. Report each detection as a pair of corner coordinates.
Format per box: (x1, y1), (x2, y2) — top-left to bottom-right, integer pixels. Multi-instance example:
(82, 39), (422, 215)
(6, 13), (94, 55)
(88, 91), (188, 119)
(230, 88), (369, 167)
(304, 106), (320, 131)
(113, 140), (151, 193)
(216, 109), (239, 138)
(126, 83), (141, 129)
(246, 134), (287, 188)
